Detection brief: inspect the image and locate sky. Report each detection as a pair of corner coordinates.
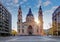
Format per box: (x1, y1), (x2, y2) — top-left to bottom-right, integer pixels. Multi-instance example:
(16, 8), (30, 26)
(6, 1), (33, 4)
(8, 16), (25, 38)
(0, 0), (60, 31)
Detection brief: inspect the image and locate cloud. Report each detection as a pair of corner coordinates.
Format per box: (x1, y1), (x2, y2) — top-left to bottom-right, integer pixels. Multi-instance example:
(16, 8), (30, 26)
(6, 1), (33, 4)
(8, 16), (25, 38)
(14, 0), (18, 4)
(20, 1), (24, 5)
(37, 0), (42, 8)
(23, 0), (27, 2)
(43, 6), (58, 29)
(6, 2), (13, 6)
(44, 6), (58, 14)
(5, 0), (11, 3)
(19, 0), (27, 5)
(26, 6), (31, 10)
(43, 0), (51, 6)
(36, 0), (51, 7)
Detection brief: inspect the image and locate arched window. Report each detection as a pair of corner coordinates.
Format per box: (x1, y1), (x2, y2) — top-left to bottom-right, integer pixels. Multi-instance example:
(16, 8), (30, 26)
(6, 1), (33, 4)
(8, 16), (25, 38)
(19, 20), (20, 22)
(28, 25), (33, 35)
(28, 25), (32, 29)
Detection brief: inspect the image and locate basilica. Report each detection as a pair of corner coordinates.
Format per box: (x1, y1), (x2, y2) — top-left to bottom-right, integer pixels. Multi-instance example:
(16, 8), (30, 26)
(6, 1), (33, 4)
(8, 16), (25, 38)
(17, 5), (43, 35)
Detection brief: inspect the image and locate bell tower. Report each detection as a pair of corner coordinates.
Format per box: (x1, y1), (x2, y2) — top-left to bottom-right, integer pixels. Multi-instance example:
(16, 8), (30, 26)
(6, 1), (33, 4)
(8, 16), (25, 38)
(17, 5), (22, 35)
(38, 6), (43, 35)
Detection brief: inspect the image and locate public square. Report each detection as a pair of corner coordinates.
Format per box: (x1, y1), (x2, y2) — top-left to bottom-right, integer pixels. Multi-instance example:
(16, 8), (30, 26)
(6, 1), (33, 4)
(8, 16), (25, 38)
(0, 36), (60, 42)
(0, 0), (60, 42)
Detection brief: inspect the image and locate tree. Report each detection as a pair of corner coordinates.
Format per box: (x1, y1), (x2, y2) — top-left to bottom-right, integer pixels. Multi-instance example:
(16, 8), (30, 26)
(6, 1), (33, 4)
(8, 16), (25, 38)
(11, 30), (17, 36)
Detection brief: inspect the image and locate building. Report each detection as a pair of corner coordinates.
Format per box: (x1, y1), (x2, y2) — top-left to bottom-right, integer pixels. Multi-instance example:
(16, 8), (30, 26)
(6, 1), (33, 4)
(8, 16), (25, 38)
(52, 6), (60, 36)
(47, 28), (53, 35)
(17, 5), (43, 36)
(0, 3), (12, 36)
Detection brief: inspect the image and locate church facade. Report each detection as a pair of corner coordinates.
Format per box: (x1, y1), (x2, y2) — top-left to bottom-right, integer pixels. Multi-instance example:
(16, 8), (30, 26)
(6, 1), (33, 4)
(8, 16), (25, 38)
(17, 5), (43, 35)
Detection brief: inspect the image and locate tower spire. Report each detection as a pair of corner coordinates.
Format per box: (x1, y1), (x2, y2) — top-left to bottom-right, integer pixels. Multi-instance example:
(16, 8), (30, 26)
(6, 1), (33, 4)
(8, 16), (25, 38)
(27, 8), (33, 17)
(18, 5), (22, 14)
(17, 5), (22, 35)
(39, 6), (42, 10)
(28, 8), (32, 14)
(19, 5), (21, 10)
(38, 5), (43, 35)
(38, 6), (42, 16)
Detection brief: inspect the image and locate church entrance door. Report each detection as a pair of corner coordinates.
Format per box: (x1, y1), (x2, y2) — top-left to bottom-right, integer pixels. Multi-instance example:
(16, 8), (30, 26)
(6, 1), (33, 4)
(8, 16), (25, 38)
(28, 25), (33, 35)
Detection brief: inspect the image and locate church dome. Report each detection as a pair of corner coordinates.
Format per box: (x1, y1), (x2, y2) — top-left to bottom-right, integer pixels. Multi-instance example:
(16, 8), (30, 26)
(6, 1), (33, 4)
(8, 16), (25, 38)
(27, 8), (33, 17)
(26, 8), (34, 22)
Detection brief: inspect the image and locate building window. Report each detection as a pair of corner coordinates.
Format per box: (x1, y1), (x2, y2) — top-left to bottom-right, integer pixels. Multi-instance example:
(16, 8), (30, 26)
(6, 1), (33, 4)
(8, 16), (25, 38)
(18, 26), (20, 28)
(19, 20), (20, 22)
(18, 29), (20, 33)
(55, 18), (57, 21)
(22, 29), (24, 33)
(0, 27), (1, 30)
(2, 16), (5, 20)
(37, 29), (38, 32)
(0, 14), (2, 18)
